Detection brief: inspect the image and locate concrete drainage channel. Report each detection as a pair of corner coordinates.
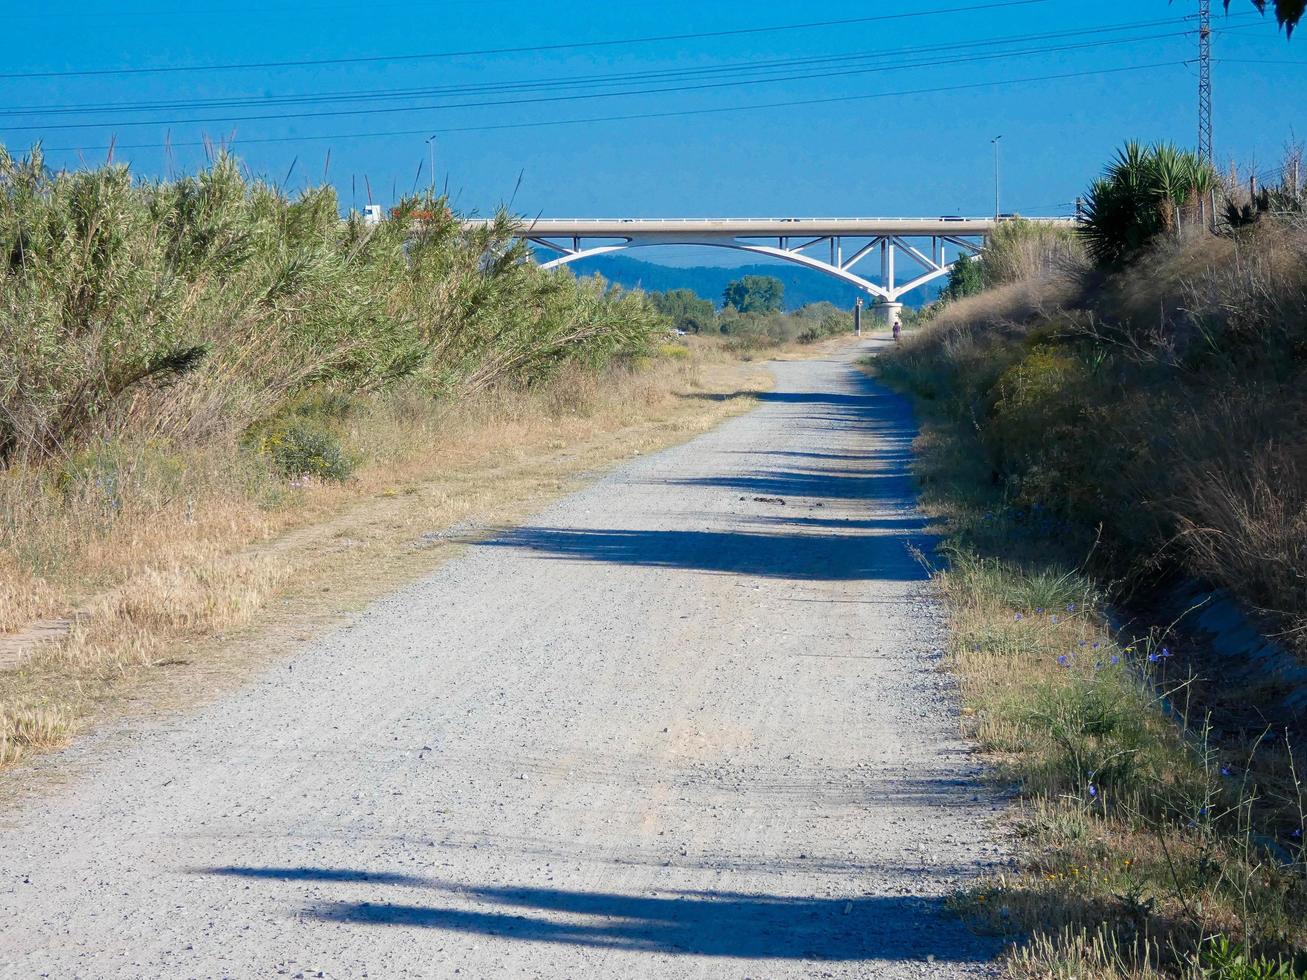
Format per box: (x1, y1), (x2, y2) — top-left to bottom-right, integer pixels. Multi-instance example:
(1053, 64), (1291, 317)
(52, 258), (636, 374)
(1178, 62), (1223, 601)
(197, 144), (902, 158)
(1148, 580), (1307, 720)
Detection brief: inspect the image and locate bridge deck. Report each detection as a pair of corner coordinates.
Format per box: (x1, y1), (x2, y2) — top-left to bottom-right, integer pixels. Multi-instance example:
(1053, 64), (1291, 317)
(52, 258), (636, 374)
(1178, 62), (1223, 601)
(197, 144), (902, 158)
(461, 216), (1075, 237)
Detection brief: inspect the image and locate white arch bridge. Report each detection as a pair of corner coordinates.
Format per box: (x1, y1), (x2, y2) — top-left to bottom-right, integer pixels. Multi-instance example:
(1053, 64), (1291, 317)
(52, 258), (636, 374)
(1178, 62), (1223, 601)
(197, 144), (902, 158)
(461, 216), (1077, 320)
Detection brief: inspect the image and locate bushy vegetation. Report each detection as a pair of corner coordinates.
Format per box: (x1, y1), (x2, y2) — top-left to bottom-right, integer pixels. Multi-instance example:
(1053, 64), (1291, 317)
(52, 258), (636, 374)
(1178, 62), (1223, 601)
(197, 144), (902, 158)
(941, 218), (1087, 302)
(876, 144), (1307, 977)
(651, 287), (715, 333)
(716, 300), (852, 352)
(646, 273), (855, 353)
(0, 144), (664, 467)
(884, 214), (1307, 646)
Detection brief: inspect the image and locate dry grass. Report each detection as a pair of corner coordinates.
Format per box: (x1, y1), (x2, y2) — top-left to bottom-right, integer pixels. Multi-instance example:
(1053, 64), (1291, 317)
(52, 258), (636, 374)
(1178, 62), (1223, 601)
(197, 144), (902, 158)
(1172, 421), (1307, 636)
(980, 219), (1088, 286)
(895, 413), (1307, 979)
(0, 339), (778, 774)
(912, 277), (1077, 338)
(883, 216), (1307, 658)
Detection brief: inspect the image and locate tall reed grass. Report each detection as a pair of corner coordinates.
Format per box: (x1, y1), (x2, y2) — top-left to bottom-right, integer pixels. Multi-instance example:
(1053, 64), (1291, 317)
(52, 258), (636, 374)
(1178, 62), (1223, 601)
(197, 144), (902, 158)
(0, 145), (664, 464)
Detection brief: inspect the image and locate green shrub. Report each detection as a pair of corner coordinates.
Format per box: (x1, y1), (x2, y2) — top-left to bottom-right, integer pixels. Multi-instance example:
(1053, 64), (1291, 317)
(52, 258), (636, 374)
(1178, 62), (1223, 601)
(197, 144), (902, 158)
(651, 288), (714, 333)
(1202, 937), (1307, 980)
(943, 253), (984, 301)
(257, 424), (353, 482)
(1025, 674), (1158, 800)
(985, 348), (1099, 501)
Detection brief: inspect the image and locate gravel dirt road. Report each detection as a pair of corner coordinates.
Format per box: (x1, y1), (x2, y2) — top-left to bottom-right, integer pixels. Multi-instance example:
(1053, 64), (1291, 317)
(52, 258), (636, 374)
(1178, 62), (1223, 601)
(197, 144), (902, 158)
(0, 341), (1003, 978)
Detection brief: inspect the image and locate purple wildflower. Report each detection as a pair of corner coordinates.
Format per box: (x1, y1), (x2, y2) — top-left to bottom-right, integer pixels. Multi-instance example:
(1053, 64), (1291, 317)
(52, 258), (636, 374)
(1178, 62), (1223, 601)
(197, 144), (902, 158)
(1057, 655), (1070, 667)
(1110, 655), (1120, 665)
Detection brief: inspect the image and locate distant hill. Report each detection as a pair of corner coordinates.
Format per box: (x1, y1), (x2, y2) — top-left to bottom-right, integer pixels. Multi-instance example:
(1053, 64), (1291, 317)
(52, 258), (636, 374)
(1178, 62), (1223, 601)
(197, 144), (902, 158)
(566, 253), (943, 310)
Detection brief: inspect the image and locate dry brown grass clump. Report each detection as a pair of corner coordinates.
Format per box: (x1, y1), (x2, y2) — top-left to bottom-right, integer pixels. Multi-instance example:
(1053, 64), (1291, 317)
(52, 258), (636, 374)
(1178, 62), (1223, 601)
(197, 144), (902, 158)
(980, 219), (1089, 286)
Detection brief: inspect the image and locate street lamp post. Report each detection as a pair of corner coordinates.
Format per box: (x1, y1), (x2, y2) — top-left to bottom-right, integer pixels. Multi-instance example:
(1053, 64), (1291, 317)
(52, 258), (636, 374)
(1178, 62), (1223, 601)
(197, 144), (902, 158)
(425, 136), (437, 198)
(991, 135), (1003, 220)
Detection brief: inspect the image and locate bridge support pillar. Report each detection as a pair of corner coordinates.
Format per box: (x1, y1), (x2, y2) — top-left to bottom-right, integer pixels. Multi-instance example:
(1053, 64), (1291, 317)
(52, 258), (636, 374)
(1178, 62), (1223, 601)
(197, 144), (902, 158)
(871, 301), (903, 329)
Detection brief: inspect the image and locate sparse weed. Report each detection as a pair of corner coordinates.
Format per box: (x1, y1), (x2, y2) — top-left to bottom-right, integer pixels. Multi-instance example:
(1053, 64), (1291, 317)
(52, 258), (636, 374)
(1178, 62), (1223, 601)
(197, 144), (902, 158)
(0, 703), (72, 766)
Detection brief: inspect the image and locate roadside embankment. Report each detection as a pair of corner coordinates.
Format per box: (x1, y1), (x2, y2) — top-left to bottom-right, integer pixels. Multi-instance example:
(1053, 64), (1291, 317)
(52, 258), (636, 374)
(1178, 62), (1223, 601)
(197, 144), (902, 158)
(870, 214), (1307, 977)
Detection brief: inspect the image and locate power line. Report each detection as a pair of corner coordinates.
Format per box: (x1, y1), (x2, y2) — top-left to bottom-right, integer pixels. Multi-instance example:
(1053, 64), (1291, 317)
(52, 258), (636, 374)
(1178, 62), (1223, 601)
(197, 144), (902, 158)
(0, 32), (1197, 135)
(0, 16), (1202, 120)
(1216, 57), (1307, 64)
(45, 61), (1187, 154)
(0, 0), (1048, 80)
(9, 0), (522, 16)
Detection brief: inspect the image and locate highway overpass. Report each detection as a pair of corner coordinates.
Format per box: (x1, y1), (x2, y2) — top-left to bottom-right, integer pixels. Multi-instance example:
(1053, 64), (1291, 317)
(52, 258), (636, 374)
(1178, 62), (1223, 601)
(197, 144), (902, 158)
(461, 216), (1078, 316)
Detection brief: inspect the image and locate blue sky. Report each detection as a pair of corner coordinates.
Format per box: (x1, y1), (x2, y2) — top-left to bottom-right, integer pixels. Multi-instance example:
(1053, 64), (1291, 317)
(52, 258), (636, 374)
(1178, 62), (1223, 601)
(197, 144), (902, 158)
(3, 0), (1303, 225)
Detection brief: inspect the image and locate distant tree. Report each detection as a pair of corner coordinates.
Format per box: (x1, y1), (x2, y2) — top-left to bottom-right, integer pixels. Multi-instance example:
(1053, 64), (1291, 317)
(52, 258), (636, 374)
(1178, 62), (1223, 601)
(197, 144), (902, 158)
(651, 288), (715, 333)
(722, 275), (784, 314)
(1228, 0), (1303, 36)
(942, 254), (984, 302)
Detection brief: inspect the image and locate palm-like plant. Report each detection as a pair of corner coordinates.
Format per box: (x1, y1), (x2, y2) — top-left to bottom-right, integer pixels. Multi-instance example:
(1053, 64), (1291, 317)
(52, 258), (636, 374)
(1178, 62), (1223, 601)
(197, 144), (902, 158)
(1079, 143), (1215, 268)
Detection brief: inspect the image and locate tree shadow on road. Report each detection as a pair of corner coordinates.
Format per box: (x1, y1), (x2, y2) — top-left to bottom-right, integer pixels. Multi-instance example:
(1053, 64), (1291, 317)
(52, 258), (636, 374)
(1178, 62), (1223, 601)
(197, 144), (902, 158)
(199, 868), (998, 962)
(668, 468), (915, 501)
(308, 886), (987, 960)
(479, 526), (929, 581)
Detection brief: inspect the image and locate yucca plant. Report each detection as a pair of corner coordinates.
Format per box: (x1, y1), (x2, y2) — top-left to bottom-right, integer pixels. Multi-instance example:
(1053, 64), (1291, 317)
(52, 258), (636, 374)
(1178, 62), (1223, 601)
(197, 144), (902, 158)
(1079, 142), (1216, 268)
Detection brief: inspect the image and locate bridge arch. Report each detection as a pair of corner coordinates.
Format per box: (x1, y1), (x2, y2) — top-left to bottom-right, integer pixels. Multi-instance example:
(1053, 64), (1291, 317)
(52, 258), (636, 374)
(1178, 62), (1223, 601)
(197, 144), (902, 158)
(516, 223), (1005, 307)
(534, 238), (898, 302)
(459, 218), (1076, 307)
